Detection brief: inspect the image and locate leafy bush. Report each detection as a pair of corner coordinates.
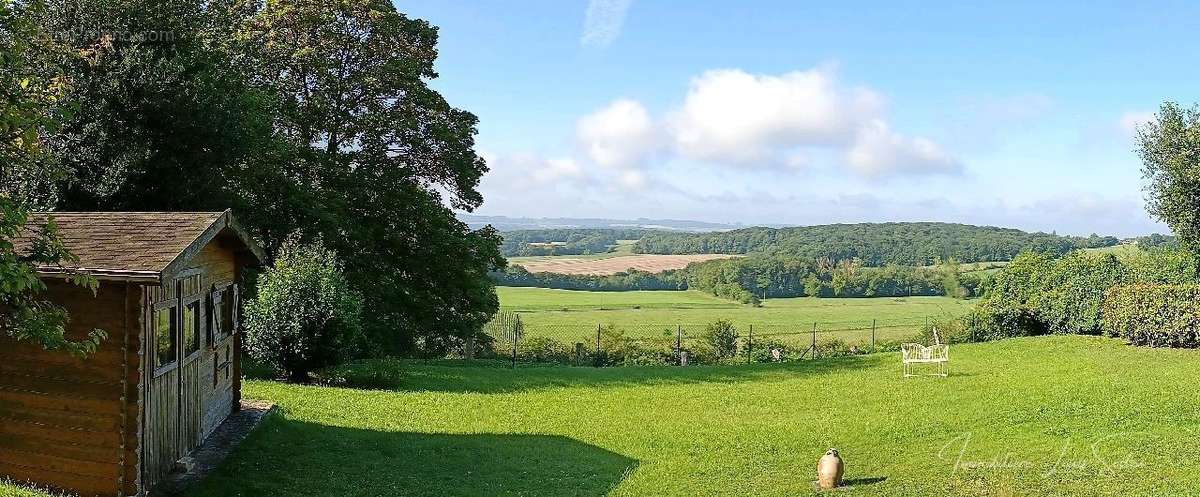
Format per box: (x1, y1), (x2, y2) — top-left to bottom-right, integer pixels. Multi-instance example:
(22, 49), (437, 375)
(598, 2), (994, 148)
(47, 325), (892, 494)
(964, 248), (1198, 343)
(816, 338), (854, 358)
(1035, 251), (1126, 335)
(1103, 284), (1200, 348)
(702, 320), (739, 359)
(244, 239), (364, 382)
(521, 336), (574, 363)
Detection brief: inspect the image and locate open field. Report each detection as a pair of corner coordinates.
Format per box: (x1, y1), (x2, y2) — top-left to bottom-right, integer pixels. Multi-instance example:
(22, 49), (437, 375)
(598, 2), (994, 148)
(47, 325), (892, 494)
(1084, 244), (1142, 256)
(510, 253), (738, 275)
(498, 287), (973, 345)
(170, 336), (1200, 497)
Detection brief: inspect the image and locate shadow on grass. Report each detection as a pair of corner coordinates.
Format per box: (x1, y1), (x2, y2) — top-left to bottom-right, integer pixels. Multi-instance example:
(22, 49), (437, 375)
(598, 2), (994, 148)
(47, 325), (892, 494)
(186, 416), (637, 497)
(389, 353), (892, 394)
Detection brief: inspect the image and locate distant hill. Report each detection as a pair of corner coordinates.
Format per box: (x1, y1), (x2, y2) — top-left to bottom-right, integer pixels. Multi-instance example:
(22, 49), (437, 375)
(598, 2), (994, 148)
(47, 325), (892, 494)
(460, 214), (741, 232)
(633, 222), (1119, 266)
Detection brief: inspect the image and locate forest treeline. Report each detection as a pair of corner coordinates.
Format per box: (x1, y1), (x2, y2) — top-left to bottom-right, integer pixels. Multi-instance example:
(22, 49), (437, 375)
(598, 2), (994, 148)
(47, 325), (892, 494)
(493, 254), (987, 303)
(501, 229), (654, 256)
(631, 222), (1118, 265)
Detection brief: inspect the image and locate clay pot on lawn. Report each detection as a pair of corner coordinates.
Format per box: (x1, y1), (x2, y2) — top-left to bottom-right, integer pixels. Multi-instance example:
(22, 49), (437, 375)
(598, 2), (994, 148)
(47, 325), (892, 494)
(817, 448), (845, 489)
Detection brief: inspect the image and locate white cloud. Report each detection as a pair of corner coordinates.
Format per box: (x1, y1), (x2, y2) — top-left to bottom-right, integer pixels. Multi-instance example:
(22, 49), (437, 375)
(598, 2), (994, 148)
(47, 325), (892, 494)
(669, 67), (884, 165)
(576, 99), (659, 169)
(531, 158), (584, 184)
(1119, 111), (1155, 137)
(482, 152), (587, 190)
(616, 170), (648, 190)
(581, 0), (633, 47)
(846, 120), (963, 177)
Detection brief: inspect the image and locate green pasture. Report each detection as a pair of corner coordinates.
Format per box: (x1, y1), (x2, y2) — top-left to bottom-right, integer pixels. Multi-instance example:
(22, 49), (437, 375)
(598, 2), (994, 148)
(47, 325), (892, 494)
(497, 287), (972, 345)
(172, 336), (1199, 497)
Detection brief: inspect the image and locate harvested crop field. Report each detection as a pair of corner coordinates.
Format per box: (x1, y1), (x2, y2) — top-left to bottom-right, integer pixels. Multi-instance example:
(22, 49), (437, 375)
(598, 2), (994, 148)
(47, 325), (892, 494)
(513, 253), (738, 275)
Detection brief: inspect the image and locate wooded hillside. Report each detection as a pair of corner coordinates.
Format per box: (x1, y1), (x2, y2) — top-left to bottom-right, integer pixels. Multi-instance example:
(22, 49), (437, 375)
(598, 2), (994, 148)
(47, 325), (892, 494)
(632, 222), (1117, 265)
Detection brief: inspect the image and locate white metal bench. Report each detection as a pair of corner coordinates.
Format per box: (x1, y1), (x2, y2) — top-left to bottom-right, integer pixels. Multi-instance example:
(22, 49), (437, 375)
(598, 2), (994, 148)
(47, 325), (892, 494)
(901, 328), (949, 377)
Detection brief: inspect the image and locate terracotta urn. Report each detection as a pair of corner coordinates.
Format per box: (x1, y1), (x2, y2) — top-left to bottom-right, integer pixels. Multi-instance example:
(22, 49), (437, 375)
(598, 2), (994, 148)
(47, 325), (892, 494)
(817, 448), (845, 489)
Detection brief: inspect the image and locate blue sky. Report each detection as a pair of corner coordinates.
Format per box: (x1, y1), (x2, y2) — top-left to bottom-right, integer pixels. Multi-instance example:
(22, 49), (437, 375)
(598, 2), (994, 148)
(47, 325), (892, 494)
(401, 0), (1200, 236)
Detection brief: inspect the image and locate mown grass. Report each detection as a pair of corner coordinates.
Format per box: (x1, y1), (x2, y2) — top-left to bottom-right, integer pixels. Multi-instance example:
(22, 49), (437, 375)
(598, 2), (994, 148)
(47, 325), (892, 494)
(176, 336), (1199, 497)
(498, 287), (972, 345)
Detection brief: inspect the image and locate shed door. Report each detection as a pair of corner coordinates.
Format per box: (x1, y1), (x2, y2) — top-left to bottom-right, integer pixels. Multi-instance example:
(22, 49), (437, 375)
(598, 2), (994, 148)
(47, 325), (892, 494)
(144, 283), (181, 487)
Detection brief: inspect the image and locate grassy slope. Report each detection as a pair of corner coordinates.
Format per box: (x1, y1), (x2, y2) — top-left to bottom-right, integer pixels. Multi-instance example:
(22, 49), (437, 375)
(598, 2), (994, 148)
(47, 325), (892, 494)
(498, 287), (972, 344)
(178, 336), (1198, 497)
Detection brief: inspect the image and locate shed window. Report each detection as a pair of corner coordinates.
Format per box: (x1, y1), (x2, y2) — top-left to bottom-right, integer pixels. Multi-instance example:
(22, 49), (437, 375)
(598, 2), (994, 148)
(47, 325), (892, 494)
(184, 300), (201, 356)
(221, 287), (235, 335)
(212, 285), (235, 340)
(155, 307), (177, 369)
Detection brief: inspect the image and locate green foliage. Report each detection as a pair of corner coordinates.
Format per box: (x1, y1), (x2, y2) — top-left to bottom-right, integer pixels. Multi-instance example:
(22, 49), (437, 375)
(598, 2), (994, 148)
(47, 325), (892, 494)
(492, 265), (687, 291)
(520, 336), (575, 364)
(1103, 284), (1200, 348)
(966, 248), (1199, 345)
(0, 3), (104, 357)
(500, 229), (655, 256)
(683, 255), (978, 301)
(1136, 233), (1178, 250)
(29, 0), (505, 357)
(1036, 251), (1127, 335)
(244, 240), (364, 382)
(702, 319), (738, 359)
(635, 222), (1109, 265)
(1137, 102), (1200, 253)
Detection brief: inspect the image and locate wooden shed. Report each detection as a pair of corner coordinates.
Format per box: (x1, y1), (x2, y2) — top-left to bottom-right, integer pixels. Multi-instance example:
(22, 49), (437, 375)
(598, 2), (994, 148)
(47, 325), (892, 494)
(0, 211), (265, 497)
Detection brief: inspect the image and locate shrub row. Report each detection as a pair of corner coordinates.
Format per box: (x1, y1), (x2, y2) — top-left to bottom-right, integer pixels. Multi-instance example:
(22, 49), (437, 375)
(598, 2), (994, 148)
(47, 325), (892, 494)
(962, 248), (1199, 347)
(481, 320), (872, 367)
(1103, 284), (1200, 348)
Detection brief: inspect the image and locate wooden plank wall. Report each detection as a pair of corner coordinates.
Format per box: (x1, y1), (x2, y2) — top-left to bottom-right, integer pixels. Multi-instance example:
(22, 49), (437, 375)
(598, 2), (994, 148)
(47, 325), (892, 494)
(141, 238), (243, 494)
(192, 242), (240, 439)
(0, 280), (142, 497)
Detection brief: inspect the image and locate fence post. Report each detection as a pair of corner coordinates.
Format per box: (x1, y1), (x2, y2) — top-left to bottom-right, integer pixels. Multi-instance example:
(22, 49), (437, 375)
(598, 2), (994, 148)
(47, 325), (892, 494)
(747, 324), (753, 365)
(512, 314), (520, 370)
(811, 322), (818, 360)
(871, 319), (877, 353)
(595, 323), (602, 368)
(676, 324), (683, 366)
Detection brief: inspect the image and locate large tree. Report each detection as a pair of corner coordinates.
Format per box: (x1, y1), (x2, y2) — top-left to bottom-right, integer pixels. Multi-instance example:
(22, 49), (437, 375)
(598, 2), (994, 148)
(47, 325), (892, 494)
(1138, 102), (1200, 254)
(0, 0), (103, 355)
(37, 0), (285, 217)
(242, 0), (503, 354)
(35, 0), (503, 355)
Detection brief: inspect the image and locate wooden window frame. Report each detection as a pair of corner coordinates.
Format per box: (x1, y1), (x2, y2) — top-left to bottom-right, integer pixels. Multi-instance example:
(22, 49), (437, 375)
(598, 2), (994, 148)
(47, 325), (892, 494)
(152, 300), (179, 377)
(209, 281), (236, 346)
(182, 296), (203, 360)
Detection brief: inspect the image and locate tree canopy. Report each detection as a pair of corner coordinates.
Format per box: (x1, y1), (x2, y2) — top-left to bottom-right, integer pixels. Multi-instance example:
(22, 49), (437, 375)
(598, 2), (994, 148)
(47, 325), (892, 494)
(632, 222), (1111, 266)
(21, 0), (503, 356)
(0, 0), (103, 355)
(1138, 102), (1200, 253)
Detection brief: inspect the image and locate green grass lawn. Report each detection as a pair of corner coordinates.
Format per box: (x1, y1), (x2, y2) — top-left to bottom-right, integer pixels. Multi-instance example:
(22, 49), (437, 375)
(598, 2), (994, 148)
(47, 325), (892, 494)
(6, 336), (1197, 497)
(171, 336), (1196, 497)
(498, 287), (972, 345)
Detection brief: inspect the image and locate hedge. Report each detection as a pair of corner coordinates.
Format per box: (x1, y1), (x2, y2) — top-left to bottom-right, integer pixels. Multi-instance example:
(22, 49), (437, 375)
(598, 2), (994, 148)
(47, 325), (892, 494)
(1103, 284), (1200, 348)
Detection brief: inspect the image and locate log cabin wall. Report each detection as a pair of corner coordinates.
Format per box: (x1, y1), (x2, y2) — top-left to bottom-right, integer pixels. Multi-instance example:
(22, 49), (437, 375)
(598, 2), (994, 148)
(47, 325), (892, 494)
(0, 279), (143, 497)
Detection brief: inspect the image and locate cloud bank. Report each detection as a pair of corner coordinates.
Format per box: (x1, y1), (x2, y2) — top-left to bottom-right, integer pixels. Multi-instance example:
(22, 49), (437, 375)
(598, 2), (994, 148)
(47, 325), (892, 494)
(574, 66), (962, 182)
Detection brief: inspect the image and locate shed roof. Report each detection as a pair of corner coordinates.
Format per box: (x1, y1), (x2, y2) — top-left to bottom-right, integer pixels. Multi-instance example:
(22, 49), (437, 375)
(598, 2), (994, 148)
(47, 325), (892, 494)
(13, 210), (265, 283)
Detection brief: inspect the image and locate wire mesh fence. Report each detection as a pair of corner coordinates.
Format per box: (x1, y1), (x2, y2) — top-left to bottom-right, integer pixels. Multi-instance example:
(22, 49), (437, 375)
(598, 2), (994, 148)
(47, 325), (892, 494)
(474, 315), (934, 368)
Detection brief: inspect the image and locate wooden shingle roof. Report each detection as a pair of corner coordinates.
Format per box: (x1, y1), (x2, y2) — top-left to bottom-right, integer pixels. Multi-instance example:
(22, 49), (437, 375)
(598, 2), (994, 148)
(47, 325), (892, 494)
(13, 211), (264, 282)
